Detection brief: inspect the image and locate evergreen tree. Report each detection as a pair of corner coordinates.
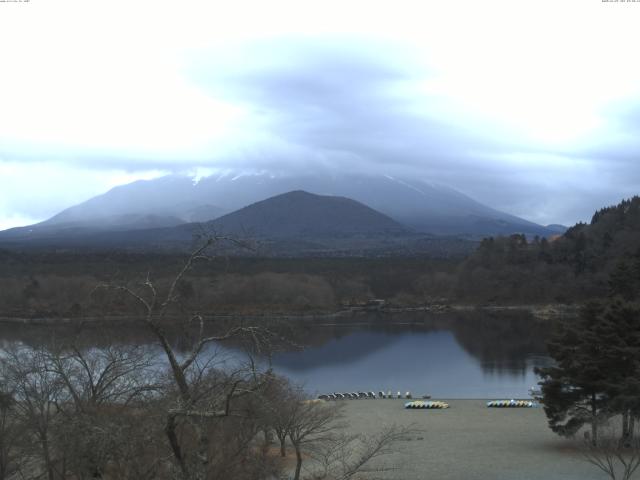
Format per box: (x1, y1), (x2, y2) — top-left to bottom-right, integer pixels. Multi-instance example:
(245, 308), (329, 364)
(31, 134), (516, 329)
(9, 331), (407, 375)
(596, 301), (640, 445)
(536, 303), (612, 444)
(609, 261), (638, 301)
(538, 300), (640, 445)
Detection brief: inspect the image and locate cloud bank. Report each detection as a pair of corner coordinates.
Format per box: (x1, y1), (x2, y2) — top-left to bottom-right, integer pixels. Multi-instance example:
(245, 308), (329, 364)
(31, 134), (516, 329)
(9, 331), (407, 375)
(1, 0), (639, 228)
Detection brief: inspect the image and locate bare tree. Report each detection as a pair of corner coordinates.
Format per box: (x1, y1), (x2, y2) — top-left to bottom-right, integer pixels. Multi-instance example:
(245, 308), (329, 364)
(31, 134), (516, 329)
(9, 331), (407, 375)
(261, 374), (298, 457)
(49, 343), (157, 412)
(582, 422), (640, 480)
(47, 343), (160, 479)
(307, 425), (414, 480)
(0, 388), (25, 480)
(2, 346), (67, 480)
(283, 390), (413, 480)
(287, 398), (345, 480)
(1, 340), (164, 480)
(97, 236), (279, 480)
(106, 410), (171, 480)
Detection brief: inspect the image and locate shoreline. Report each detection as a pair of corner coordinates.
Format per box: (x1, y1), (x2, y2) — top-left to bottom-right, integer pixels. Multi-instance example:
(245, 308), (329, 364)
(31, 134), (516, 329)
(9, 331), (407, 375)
(0, 303), (578, 326)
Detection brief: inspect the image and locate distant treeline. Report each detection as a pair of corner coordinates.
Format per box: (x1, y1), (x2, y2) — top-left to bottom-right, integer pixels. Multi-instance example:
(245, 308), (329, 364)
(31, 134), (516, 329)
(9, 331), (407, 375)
(0, 254), (457, 316)
(1, 196), (639, 317)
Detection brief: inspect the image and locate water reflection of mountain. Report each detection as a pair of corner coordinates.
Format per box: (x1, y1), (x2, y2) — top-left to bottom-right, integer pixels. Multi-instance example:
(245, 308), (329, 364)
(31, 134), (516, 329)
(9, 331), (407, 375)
(0, 311), (556, 397)
(272, 329), (404, 371)
(0, 310), (553, 377)
(273, 310), (552, 376)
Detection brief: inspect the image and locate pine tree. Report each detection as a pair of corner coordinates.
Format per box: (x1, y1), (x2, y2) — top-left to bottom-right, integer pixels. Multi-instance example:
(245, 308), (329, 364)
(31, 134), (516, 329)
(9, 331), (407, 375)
(538, 300), (640, 445)
(536, 303), (612, 444)
(597, 301), (640, 445)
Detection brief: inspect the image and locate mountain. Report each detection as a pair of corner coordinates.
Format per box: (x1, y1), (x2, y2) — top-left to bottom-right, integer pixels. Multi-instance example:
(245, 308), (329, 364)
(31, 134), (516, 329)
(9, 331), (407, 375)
(545, 224), (568, 234)
(0, 190), (477, 257)
(0, 213), (185, 242)
(45, 176), (222, 225)
(209, 190), (408, 238)
(2, 172), (554, 238)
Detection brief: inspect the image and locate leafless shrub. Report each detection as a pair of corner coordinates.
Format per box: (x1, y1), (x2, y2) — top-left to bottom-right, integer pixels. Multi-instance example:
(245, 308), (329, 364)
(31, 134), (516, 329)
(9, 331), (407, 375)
(582, 422), (640, 480)
(307, 425), (415, 480)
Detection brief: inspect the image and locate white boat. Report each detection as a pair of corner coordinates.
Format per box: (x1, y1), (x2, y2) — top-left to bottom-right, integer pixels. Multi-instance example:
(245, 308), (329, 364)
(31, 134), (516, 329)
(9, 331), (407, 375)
(528, 386), (543, 399)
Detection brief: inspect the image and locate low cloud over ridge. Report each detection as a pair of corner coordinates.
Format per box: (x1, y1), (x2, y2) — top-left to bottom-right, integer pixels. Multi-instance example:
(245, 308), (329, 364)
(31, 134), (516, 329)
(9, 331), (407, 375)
(1, 1), (639, 228)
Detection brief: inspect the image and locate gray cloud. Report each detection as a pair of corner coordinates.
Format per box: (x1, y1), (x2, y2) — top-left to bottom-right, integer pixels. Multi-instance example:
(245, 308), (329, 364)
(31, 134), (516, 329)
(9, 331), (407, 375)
(186, 39), (639, 225)
(193, 39), (511, 171)
(3, 37), (639, 227)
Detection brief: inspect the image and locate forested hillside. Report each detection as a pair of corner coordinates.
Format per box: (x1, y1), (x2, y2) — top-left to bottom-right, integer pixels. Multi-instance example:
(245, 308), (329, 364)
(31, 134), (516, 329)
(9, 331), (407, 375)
(457, 196), (640, 303)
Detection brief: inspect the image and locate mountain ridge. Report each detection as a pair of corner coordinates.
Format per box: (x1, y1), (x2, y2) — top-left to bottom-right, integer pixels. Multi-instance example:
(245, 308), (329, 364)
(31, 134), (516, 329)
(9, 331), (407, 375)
(209, 190), (410, 238)
(0, 190), (477, 257)
(3, 172), (556, 239)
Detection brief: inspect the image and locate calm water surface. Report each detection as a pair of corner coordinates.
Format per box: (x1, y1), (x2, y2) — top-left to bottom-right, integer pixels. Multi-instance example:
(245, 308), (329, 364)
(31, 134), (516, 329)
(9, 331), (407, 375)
(269, 325), (551, 398)
(0, 311), (555, 399)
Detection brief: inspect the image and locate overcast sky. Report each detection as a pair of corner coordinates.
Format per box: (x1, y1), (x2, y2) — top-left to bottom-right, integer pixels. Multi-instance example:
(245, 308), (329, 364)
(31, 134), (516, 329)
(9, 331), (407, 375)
(1, 0), (640, 230)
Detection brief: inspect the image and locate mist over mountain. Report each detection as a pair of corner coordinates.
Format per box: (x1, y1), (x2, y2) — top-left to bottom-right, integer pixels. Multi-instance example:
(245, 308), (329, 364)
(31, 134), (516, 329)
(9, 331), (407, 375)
(0, 188), (476, 257)
(6, 171), (555, 240)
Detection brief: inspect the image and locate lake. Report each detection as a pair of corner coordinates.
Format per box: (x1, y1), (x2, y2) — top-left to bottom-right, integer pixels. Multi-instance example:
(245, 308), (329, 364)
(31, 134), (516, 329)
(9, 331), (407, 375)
(0, 310), (555, 399)
(271, 327), (550, 398)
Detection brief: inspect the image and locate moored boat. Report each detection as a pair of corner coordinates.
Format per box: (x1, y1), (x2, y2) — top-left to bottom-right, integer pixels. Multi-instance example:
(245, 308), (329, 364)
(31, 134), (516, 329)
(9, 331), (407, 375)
(487, 399), (535, 408)
(404, 400), (449, 409)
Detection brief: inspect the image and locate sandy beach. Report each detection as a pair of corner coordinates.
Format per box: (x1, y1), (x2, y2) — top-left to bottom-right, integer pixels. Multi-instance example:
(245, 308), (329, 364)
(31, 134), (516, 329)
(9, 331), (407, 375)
(339, 399), (604, 480)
